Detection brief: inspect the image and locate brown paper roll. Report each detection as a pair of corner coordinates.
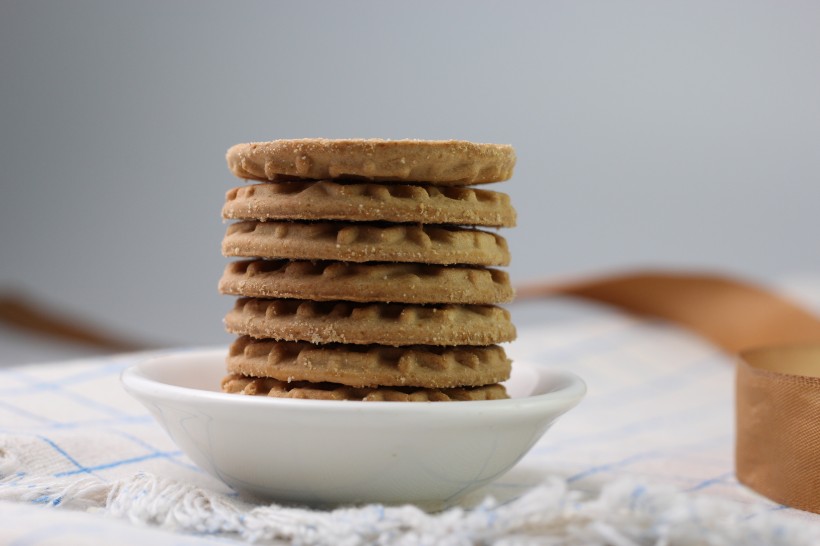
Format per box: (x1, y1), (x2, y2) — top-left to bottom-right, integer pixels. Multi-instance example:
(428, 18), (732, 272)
(517, 271), (820, 513)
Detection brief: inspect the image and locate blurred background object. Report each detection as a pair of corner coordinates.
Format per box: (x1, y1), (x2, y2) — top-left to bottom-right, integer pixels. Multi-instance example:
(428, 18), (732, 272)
(1, 1), (819, 364)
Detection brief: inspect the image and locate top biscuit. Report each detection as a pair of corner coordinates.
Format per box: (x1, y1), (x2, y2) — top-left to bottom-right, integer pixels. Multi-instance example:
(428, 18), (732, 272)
(226, 139), (516, 185)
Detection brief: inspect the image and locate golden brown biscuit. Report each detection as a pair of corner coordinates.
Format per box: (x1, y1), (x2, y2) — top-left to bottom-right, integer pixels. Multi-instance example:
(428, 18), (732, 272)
(222, 221), (510, 266)
(222, 181), (516, 227)
(221, 374), (509, 401)
(218, 260), (514, 304)
(226, 139), (515, 185)
(225, 298), (516, 346)
(226, 336), (511, 388)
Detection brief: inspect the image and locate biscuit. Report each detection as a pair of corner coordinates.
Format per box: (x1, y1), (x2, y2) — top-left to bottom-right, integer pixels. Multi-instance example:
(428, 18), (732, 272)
(226, 336), (511, 388)
(221, 374), (509, 402)
(222, 181), (516, 227)
(226, 139), (515, 185)
(222, 221), (510, 266)
(218, 260), (514, 304)
(225, 298), (516, 346)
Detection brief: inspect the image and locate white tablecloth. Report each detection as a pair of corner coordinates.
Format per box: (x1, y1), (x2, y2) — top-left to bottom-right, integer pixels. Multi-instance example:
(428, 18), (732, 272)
(2, 282), (820, 545)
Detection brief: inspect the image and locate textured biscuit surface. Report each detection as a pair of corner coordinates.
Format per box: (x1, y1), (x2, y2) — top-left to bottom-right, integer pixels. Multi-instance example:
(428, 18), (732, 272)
(223, 181), (516, 227)
(221, 374), (509, 402)
(222, 221), (510, 266)
(225, 298), (516, 346)
(226, 139), (516, 185)
(226, 336), (511, 388)
(219, 260), (514, 304)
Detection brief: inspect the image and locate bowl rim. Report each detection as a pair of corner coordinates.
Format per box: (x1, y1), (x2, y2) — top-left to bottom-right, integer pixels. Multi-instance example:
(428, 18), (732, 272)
(121, 348), (586, 415)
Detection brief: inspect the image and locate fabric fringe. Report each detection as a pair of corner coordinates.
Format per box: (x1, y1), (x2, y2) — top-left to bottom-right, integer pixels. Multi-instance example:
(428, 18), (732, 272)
(1, 446), (817, 546)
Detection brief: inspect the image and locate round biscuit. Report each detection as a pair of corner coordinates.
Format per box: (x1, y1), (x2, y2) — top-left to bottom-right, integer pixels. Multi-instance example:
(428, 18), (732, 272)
(218, 260), (514, 304)
(222, 221), (510, 266)
(225, 298), (516, 346)
(226, 139), (515, 185)
(226, 336), (511, 389)
(223, 181), (517, 227)
(221, 374), (508, 401)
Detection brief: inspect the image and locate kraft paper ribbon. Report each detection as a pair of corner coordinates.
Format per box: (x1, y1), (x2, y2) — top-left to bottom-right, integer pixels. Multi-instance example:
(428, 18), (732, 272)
(516, 271), (820, 514)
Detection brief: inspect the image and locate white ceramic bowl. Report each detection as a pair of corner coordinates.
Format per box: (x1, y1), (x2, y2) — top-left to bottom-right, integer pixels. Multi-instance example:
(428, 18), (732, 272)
(122, 349), (585, 509)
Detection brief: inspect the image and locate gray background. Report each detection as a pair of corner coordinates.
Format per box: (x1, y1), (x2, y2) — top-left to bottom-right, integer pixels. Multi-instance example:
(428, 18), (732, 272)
(1, 1), (819, 349)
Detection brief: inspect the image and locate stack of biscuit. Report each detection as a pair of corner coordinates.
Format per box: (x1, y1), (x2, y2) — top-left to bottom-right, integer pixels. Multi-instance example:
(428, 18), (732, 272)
(218, 139), (517, 401)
